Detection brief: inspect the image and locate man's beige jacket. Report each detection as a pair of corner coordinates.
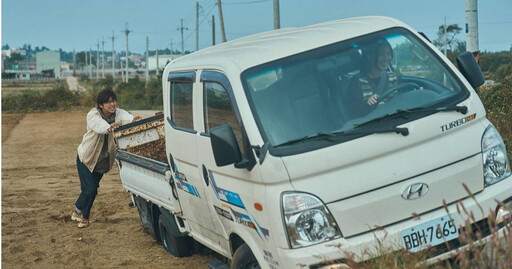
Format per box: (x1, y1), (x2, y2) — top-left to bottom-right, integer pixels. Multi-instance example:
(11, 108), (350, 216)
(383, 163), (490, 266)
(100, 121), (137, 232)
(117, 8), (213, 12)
(77, 108), (134, 172)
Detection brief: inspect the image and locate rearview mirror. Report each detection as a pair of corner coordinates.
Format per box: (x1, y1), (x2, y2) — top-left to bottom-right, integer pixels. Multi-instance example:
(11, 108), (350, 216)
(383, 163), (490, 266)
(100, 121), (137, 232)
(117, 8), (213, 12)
(209, 124), (242, 167)
(456, 51), (485, 89)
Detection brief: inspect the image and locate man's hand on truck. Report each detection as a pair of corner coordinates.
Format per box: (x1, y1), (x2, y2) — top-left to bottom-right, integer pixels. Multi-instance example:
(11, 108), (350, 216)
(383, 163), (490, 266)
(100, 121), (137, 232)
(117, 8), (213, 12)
(107, 122), (121, 133)
(132, 115), (142, 122)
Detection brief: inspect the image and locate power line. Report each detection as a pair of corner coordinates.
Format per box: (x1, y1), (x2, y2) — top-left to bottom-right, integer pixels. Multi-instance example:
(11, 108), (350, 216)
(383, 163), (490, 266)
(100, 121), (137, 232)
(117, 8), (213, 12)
(222, 0), (270, 5)
(183, 1), (217, 46)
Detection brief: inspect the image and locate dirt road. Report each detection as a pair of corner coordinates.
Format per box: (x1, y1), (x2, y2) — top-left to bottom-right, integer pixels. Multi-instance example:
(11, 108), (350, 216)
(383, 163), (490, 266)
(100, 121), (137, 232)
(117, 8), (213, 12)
(2, 110), (213, 268)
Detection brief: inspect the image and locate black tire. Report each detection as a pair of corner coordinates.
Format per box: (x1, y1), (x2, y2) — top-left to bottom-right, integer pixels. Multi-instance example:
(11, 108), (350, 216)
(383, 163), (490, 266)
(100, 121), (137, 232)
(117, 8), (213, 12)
(158, 214), (192, 257)
(231, 243), (260, 269)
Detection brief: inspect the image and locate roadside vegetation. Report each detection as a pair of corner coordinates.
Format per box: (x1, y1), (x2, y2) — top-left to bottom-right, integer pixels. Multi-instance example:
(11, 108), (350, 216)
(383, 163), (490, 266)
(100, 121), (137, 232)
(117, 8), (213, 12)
(1, 74), (163, 113)
(345, 188), (512, 268)
(480, 75), (512, 161)
(1, 80), (81, 112)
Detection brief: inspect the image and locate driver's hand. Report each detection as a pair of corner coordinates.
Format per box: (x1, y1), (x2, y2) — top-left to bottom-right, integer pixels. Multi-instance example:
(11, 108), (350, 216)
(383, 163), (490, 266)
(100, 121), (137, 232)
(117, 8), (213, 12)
(367, 94), (380, 105)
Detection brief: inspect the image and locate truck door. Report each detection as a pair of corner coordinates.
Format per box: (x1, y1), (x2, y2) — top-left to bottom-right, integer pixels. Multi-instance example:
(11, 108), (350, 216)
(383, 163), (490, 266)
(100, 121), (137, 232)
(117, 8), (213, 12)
(164, 71), (219, 245)
(196, 71), (266, 246)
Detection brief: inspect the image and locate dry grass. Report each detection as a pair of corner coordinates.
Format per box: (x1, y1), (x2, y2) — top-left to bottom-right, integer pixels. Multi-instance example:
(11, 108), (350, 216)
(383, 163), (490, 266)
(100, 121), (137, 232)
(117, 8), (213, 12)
(341, 190), (512, 268)
(2, 80), (57, 96)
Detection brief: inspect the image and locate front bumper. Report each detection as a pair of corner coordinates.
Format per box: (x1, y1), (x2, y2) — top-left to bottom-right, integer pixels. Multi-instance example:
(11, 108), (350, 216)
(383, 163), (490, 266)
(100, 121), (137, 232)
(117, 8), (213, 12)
(275, 175), (512, 268)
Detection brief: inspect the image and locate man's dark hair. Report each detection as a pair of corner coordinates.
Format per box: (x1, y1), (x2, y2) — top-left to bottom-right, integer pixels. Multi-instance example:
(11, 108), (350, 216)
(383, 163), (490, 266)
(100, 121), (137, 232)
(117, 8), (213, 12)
(96, 88), (117, 107)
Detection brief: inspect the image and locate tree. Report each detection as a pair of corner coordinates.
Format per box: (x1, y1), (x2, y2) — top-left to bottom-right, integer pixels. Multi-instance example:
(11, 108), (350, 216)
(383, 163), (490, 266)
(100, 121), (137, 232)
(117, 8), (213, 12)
(2, 44), (9, 50)
(10, 52), (24, 62)
(433, 24), (463, 53)
(76, 52), (87, 68)
(3, 52), (24, 70)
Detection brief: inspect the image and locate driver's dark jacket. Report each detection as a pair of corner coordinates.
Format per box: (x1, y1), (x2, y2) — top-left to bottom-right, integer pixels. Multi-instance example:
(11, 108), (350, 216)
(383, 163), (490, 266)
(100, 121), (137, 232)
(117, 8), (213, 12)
(346, 71), (398, 118)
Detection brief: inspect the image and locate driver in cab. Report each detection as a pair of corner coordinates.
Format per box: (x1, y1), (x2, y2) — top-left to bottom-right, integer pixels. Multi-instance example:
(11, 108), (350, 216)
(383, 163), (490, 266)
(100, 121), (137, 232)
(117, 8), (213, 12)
(347, 39), (399, 117)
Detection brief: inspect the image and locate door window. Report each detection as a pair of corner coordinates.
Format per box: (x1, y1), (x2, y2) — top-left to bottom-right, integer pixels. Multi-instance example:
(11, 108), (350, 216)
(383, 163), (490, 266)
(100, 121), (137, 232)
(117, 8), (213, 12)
(203, 81), (246, 155)
(170, 78), (194, 130)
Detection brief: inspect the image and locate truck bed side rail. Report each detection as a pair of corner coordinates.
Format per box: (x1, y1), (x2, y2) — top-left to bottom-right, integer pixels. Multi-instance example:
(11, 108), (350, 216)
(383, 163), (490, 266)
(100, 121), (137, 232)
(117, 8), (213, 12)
(116, 149), (170, 175)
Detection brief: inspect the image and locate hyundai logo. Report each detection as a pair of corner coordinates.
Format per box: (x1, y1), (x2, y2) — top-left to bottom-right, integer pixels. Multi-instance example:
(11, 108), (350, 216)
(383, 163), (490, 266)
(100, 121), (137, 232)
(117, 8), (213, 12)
(401, 183), (429, 200)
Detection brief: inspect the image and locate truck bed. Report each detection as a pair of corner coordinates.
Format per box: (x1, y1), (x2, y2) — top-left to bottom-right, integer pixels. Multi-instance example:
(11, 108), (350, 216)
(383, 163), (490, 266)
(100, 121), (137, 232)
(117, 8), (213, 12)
(113, 113), (181, 214)
(114, 113), (167, 163)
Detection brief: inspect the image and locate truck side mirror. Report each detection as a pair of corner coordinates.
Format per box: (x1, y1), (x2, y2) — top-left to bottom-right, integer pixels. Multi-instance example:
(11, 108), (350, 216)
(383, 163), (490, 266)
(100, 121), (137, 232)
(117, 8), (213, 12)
(456, 51), (485, 89)
(210, 124), (243, 167)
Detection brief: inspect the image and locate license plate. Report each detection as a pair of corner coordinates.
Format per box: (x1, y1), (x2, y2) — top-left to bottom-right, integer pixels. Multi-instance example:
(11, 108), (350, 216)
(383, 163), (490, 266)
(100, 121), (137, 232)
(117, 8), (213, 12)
(400, 213), (458, 253)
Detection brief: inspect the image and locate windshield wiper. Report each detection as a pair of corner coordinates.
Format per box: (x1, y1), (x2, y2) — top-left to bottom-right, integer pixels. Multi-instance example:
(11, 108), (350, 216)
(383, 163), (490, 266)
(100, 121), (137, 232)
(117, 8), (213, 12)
(273, 132), (337, 148)
(351, 105), (467, 131)
(396, 105), (468, 115)
(273, 127), (408, 148)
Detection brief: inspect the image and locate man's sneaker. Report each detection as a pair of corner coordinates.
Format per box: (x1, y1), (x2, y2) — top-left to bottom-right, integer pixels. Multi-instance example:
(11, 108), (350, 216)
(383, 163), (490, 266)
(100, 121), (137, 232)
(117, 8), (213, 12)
(78, 219), (89, 228)
(71, 211), (83, 222)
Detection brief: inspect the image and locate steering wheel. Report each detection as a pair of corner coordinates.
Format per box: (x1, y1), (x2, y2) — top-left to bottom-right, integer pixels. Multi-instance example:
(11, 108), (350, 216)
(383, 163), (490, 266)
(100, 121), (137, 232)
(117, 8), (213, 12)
(377, 82), (420, 103)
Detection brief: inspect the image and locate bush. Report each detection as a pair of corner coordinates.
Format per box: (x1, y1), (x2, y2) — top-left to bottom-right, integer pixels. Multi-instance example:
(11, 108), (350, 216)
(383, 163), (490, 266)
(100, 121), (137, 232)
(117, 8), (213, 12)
(480, 76), (512, 161)
(79, 74), (90, 83)
(2, 81), (81, 112)
(113, 76), (162, 110)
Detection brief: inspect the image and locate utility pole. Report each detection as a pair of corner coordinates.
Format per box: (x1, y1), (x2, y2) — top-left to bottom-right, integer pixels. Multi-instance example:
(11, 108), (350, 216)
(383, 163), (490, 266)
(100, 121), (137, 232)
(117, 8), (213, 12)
(156, 49), (159, 76)
(443, 17), (448, 86)
(111, 32), (116, 83)
(196, 1), (199, 51)
(217, 0), (226, 42)
(96, 42), (100, 79)
(178, 19), (188, 55)
(444, 17), (447, 56)
(73, 50), (76, 76)
(120, 60), (125, 82)
(273, 0), (280, 30)
(170, 38), (175, 54)
(102, 38), (105, 78)
(89, 48), (92, 77)
(124, 22), (131, 82)
(212, 15), (216, 46)
(466, 0), (479, 60)
(145, 36), (149, 85)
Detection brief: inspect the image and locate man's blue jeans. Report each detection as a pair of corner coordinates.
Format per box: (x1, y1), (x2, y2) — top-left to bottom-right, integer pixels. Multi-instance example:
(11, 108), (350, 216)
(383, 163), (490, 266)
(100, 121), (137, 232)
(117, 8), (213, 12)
(75, 155), (103, 219)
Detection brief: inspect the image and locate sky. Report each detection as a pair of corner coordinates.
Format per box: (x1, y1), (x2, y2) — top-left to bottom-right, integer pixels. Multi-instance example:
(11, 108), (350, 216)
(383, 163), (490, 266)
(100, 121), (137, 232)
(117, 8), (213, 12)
(1, 0), (512, 55)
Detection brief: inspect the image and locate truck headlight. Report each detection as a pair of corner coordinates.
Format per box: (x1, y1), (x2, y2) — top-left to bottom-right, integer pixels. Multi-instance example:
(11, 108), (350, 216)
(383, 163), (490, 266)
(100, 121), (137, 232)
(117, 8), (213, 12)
(482, 125), (511, 187)
(282, 192), (342, 248)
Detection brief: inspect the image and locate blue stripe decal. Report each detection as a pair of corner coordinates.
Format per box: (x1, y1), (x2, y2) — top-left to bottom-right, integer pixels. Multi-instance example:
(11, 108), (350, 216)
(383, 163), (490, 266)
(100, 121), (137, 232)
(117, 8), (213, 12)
(209, 171), (245, 208)
(172, 165), (200, 198)
(209, 170), (270, 241)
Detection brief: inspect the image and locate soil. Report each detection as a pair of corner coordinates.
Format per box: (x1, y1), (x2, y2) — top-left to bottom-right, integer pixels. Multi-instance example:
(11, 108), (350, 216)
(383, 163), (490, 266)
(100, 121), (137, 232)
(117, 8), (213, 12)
(1, 110), (214, 268)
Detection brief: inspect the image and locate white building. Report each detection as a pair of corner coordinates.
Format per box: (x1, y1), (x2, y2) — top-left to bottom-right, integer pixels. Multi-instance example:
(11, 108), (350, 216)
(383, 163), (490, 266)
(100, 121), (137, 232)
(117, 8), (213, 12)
(36, 51), (61, 78)
(2, 48), (27, 58)
(147, 54), (181, 71)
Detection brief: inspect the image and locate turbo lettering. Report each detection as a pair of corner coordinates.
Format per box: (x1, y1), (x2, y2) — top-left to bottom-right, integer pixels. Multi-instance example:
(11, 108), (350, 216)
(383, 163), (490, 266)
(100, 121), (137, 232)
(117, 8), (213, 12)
(440, 114), (476, 132)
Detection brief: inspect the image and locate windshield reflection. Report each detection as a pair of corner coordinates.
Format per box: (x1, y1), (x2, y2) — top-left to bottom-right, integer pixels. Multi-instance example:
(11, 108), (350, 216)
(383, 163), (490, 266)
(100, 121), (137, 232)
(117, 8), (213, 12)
(242, 28), (468, 148)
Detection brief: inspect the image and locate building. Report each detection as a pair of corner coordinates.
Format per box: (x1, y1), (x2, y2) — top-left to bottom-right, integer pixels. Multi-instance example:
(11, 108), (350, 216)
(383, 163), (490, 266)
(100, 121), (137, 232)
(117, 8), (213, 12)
(61, 62), (71, 72)
(147, 54), (181, 71)
(2, 48), (27, 58)
(36, 51), (61, 78)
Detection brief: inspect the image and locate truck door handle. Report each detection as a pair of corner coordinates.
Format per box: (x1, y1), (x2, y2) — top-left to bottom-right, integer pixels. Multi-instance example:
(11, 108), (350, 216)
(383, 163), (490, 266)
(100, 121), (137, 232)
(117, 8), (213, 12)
(202, 165), (210, 187)
(169, 153), (176, 172)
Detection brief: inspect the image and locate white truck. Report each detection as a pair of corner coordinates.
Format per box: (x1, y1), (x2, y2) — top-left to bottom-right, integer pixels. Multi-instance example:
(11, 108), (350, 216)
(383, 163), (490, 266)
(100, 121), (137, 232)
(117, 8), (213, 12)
(115, 16), (512, 269)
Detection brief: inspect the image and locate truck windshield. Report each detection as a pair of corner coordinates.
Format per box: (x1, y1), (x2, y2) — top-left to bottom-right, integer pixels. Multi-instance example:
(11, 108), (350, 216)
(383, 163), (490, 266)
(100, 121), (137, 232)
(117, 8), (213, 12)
(241, 28), (469, 152)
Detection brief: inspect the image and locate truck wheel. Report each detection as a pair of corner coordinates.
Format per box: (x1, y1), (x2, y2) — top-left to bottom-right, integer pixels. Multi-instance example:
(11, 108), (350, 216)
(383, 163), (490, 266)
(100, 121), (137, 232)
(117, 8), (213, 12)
(231, 243), (260, 269)
(158, 214), (192, 257)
